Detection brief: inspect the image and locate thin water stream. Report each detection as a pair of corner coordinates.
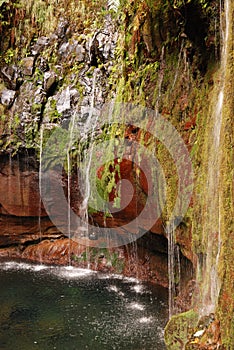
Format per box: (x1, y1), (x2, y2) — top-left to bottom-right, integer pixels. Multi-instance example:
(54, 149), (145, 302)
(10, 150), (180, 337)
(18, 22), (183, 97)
(0, 262), (168, 350)
(200, 0), (230, 314)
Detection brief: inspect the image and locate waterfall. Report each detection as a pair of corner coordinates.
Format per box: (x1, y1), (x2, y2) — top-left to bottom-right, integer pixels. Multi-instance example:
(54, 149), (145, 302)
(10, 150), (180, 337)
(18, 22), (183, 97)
(38, 125), (44, 244)
(65, 69), (99, 267)
(67, 112), (77, 266)
(167, 223), (176, 318)
(200, 0), (230, 315)
(38, 125), (45, 263)
(166, 222), (182, 318)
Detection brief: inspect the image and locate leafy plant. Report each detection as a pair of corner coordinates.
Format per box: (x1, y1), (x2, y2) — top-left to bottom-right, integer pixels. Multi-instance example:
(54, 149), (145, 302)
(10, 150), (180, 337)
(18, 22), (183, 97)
(3, 48), (14, 63)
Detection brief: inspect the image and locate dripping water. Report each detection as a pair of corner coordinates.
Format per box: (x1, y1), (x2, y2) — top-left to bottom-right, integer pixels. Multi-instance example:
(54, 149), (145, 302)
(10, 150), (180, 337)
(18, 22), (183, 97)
(155, 46), (165, 110)
(67, 112), (77, 266)
(175, 245), (181, 296)
(7, 153), (12, 235)
(171, 41), (185, 91)
(76, 69), (99, 267)
(38, 125), (44, 246)
(200, 0), (230, 314)
(166, 223), (176, 318)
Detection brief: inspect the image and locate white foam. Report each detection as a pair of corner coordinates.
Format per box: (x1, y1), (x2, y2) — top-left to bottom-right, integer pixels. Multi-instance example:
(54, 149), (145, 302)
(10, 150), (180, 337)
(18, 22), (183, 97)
(107, 285), (125, 296)
(0, 261), (50, 272)
(56, 267), (96, 279)
(131, 284), (144, 294)
(0, 262), (96, 280)
(128, 302), (145, 311)
(108, 285), (119, 292)
(138, 316), (153, 324)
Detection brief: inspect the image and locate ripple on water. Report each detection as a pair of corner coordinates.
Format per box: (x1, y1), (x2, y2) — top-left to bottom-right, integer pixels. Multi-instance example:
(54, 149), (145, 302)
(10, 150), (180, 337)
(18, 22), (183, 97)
(0, 261), (168, 350)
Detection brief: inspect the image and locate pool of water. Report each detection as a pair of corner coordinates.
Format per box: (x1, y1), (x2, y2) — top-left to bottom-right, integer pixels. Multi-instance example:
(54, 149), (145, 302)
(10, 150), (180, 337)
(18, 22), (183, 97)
(0, 261), (168, 350)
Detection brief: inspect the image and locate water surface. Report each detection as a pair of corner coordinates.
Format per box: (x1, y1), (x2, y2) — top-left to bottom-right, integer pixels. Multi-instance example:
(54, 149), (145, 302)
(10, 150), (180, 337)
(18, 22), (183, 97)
(0, 261), (168, 350)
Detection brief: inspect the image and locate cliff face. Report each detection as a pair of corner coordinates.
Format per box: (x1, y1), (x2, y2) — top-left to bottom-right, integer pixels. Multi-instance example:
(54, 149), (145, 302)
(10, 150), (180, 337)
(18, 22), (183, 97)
(0, 0), (172, 285)
(0, 0), (233, 348)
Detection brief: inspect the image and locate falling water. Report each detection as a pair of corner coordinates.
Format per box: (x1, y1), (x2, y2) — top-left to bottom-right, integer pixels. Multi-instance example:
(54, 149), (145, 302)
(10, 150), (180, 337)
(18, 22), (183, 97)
(175, 245), (181, 296)
(6, 153), (12, 235)
(67, 112), (77, 266)
(38, 125), (44, 244)
(65, 69), (99, 267)
(171, 41), (185, 91)
(167, 223), (176, 318)
(155, 46), (165, 110)
(82, 70), (99, 266)
(200, 0), (230, 314)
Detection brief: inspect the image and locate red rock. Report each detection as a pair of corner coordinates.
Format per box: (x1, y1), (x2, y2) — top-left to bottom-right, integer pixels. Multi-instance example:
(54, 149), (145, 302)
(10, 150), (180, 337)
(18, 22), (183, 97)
(0, 155), (47, 217)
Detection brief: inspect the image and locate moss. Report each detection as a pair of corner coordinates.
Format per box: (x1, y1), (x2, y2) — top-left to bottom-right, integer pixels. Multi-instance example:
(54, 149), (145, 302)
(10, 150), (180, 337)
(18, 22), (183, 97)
(216, 2), (234, 346)
(164, 310), (199, 349)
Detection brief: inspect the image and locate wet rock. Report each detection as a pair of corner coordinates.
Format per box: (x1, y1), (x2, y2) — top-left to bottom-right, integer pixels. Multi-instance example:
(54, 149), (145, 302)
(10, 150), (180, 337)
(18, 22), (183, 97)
(58, 40), (86, 62)
(0, 155), (46, 217)
(43, 71), (57, 92)
(54, 86), (79, 117)
(31, 36), (49, 56)
(0, 89), (16, 107)
(1, 65), (21, 90)
(56, 86), (71, 113)
(22, 238), (85, 265)
(58, 42), (70, 55)
(76, 44), (86, 62)
(128, 245), (169, 287)
(36, 57), (49, 72)
(56, 19), (69, 39)
(21, 57), (35, 76)
(11, 81), (47, 131)
(0, 215), (62, 246)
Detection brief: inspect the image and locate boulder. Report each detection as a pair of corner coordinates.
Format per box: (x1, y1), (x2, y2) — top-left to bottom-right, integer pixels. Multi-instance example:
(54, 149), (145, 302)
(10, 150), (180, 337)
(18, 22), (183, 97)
(21, 57), (35, 76)
(0, 89), (16, 107)
(43, 71), (57, 92)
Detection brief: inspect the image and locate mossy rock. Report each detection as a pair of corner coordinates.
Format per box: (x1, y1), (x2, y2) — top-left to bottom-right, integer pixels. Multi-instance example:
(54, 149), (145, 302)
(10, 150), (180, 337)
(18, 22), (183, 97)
(164, 310), (199, 349)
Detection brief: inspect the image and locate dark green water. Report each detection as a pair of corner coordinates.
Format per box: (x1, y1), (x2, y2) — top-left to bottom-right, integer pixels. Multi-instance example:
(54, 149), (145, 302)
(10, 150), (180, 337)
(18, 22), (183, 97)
(0, 262), (168, 350)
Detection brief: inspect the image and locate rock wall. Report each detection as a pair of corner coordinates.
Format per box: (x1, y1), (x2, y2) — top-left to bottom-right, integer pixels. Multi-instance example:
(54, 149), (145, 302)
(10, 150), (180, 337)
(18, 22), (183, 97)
(0, 0), (173, 288)
(0, 0), (233, 348)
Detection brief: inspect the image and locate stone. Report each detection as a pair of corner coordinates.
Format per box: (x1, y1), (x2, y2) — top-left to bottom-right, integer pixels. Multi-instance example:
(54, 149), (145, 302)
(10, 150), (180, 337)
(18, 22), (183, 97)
(0, 89), (16, 107)
(21, 57), (35, 76)
(1, 65), (20, 90)
(43, 71), (57, 92)
(75, 44), (85, 62)
(56, 86), (72, 113)
(21, 239), (83, 265)
(31, 36), (49, 55)
(36, 57), (49, 72)
(58, 42), (70, 55)
(56, 20), (69, 39)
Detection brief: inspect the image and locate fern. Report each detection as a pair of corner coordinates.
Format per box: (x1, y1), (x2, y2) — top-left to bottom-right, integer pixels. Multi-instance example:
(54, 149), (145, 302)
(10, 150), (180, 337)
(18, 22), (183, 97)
(108, 0), (120, 13)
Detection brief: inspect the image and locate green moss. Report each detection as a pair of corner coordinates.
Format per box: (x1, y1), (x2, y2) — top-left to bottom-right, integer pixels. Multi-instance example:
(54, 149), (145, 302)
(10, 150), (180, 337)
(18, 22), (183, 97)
(164, 310), (199, 349)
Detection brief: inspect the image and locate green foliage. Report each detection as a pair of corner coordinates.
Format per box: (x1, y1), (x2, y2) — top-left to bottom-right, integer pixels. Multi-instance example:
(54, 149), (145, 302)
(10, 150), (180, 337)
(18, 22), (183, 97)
(3, 48), (14, 63)
(72, 248), (125, 273)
